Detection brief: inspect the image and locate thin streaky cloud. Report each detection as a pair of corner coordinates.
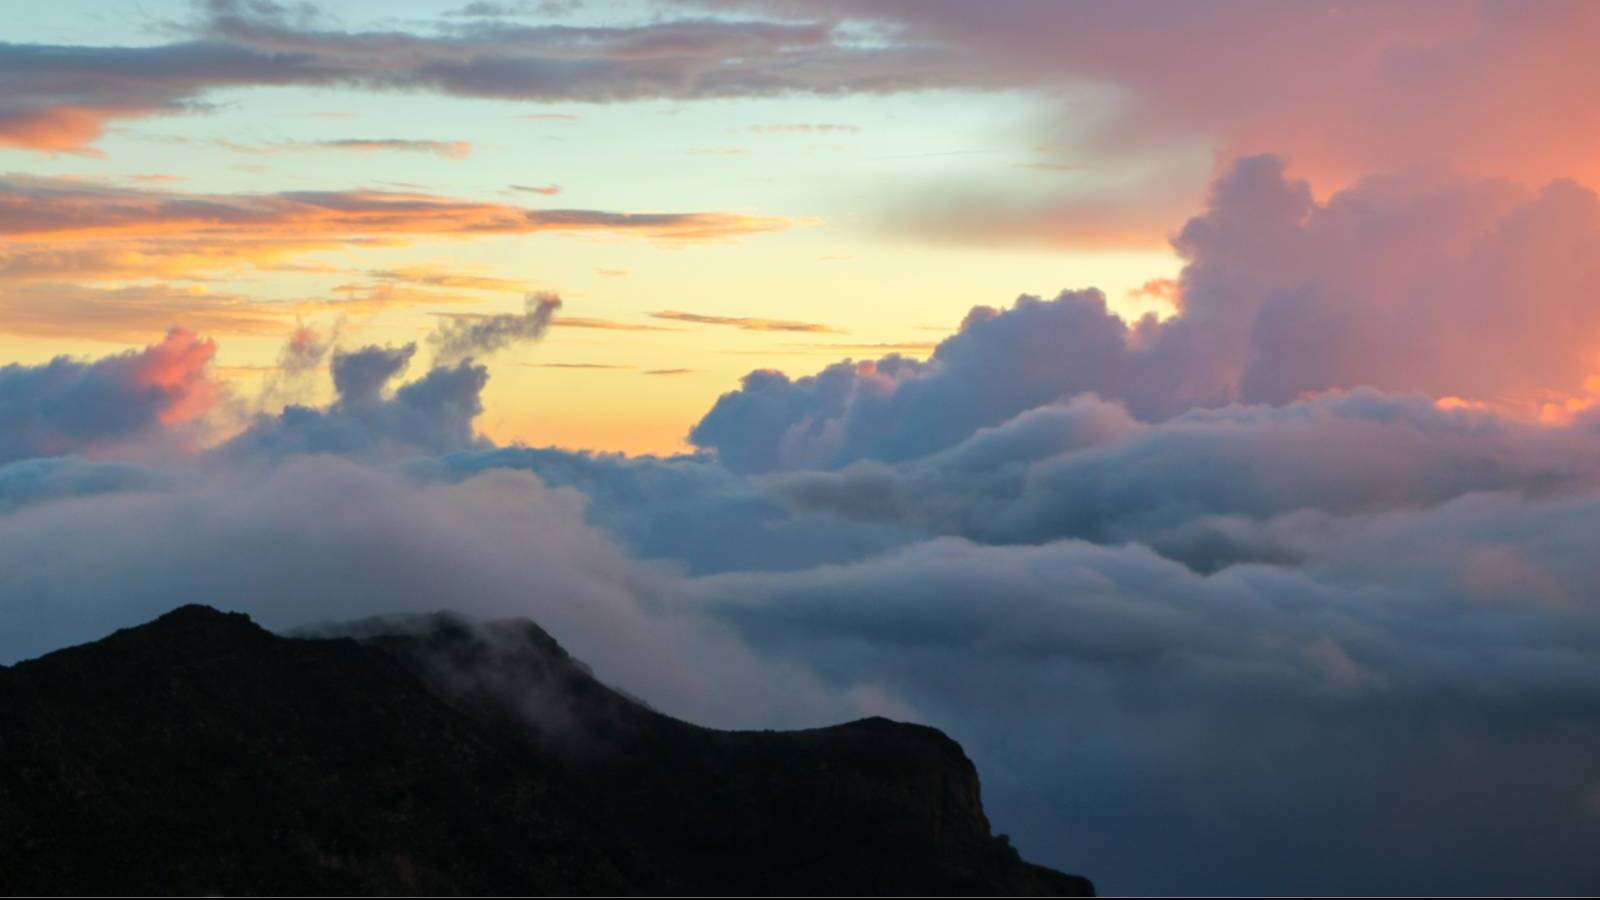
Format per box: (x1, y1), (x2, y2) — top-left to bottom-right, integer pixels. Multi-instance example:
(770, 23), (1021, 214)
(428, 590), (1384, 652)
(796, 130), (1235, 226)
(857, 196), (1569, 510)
(651, 311), (842, 333)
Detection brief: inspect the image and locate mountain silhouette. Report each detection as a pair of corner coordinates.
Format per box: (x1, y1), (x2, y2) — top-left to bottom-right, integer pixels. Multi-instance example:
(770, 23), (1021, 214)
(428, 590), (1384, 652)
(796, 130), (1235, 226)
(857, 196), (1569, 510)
(0, 605), (1093, 896)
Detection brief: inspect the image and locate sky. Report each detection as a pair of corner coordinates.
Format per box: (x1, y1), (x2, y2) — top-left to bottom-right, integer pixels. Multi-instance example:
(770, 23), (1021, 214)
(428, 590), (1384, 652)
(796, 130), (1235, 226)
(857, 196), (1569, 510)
(6, 1), (1600, 894)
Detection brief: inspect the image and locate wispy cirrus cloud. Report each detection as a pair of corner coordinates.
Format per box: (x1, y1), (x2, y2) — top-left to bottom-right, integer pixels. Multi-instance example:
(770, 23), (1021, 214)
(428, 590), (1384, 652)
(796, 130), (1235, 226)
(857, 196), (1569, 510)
(0, 176), (788, 242)
(366, 266), (529, 292)
(0, 176), (789, 301)
(292, 138), (476, 158)
(650, 310), (841, 333)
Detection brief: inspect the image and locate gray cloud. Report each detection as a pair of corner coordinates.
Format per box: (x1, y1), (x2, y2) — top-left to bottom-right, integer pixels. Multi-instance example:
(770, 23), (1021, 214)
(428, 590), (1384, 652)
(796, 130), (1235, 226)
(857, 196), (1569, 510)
(0, 328), (218, 463)
(429, 292), (560, 364)
(765, 389), (1600, 569)
(0, 0), (965, 152)
(684, 515), (1600, 893)
(331, 342), (416, 406)
(224, 352), (489, 461)
(0, 455), (852, 730)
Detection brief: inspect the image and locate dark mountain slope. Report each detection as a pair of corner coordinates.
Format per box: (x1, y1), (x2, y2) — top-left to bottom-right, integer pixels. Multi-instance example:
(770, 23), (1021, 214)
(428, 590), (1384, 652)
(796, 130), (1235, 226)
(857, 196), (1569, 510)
(0, 605), (1093, 896)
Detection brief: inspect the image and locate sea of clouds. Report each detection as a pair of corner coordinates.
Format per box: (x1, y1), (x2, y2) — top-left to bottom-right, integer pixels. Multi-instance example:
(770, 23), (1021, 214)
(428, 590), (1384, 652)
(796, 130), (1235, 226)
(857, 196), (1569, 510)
(5, 157), (1600, 893)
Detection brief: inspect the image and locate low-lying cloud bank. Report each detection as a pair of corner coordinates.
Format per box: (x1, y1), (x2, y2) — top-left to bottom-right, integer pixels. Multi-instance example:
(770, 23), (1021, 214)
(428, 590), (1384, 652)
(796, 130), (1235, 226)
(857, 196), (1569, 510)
(5, 157), (1600, 893)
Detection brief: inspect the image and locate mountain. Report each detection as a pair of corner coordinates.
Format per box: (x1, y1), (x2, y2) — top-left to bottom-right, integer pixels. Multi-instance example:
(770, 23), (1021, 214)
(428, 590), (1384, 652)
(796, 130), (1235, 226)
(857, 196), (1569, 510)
(0, 605), (1093, 896)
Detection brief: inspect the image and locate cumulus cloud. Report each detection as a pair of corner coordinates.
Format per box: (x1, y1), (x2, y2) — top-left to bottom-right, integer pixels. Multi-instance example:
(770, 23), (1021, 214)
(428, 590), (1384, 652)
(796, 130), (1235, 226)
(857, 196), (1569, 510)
(692, 157), (1600, 471)
(767, 389), (1600, 571)
(0, 328), (219, 463)
(224, 357), (489, 462)
(688, 292), (1123, 471)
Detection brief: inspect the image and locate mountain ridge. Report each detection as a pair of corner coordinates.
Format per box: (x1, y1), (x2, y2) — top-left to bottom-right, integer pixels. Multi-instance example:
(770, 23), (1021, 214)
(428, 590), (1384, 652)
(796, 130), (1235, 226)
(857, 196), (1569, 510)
(0, 604), (1093, 896)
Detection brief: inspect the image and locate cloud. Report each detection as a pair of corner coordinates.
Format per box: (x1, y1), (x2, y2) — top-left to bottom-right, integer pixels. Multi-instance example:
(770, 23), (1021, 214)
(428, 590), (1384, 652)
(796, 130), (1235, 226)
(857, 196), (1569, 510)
(682, 517), (1600, 893)
(11, 338), (1600, 894)
(367, 265), (528, 292)
(746, 123), (861, 134)
(188, 136), (477, 158)
(0, 455), (167, 514)
(550, 315), (674, 332)
(0, 283), (294, 341)
(0, 329), (220, 463)
(691, 157), (1600, 471)
(0, 169), (790, 296)
(728, 0), (1600, 185)
(0, 455), (850, 729)
(7, 308), (1600, 893)
(688, 291), (1123, 471)
(256, 321), (340, 409)
(419, 446), (914, 575)
(766, 389), (1600, 570)
(12, 147), (1600, 892)
(224, 351), (489, 462)
(0, 0), (964, 153)
(330, 343), (417, 407)
(0, 176), (788, 243)
(429, 292), (561, 364)
(308, 138), (474, 158)
(444, 1), (587, 19)
(526, 362), (632, 370)
(650, 310), (842, 333)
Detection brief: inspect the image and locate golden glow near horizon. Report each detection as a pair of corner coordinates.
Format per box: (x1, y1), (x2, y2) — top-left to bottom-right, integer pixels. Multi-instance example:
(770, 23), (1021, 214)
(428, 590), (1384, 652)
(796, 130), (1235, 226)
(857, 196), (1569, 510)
(0, 1), (1188, 454)
(11, 0), (1600, 451)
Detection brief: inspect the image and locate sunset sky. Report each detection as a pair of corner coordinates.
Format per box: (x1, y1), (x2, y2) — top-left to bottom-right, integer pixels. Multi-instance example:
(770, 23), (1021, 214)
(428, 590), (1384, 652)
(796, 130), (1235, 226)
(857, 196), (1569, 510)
(7, 2), (1600, 894)
(15, 0), (1599, 452)
(5, 0), (1196, 452)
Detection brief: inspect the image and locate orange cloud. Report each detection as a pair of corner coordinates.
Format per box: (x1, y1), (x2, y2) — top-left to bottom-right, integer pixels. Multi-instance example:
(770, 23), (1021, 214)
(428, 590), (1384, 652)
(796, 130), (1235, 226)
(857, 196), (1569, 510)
(129, 328), (220, 425)
(0, 177), (790, 298)
(0, 106), (122, 154)
(0, 284), (295, 341)
(0, 177), (790, 243)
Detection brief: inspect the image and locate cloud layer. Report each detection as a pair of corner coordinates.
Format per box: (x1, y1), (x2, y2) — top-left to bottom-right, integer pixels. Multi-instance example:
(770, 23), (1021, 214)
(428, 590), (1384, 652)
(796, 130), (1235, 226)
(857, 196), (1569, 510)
(6, 155), (1600, 893)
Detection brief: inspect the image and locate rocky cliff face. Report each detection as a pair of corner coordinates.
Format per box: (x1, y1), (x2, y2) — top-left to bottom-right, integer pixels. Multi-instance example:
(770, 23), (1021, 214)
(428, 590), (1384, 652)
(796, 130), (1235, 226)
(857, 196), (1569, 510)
(0, 605), (1093, 896)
